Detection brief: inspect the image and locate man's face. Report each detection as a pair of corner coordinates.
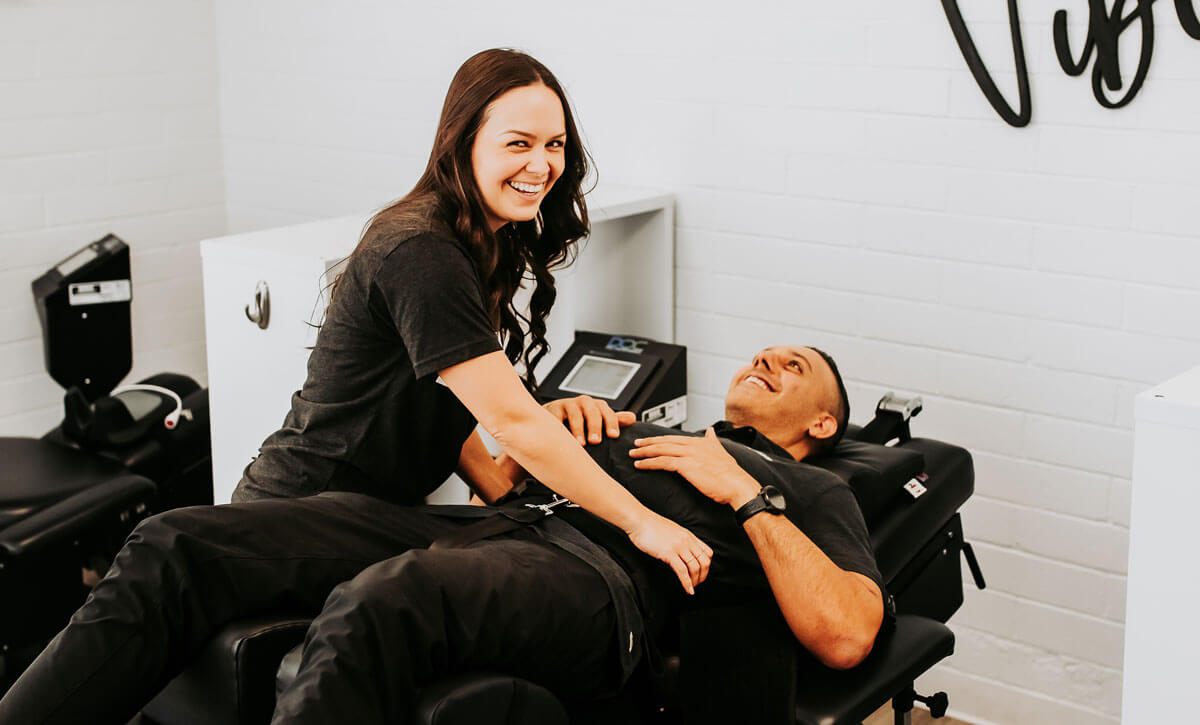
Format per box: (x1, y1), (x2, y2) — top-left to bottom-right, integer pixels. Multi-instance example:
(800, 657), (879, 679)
(723, 346), (839, 451)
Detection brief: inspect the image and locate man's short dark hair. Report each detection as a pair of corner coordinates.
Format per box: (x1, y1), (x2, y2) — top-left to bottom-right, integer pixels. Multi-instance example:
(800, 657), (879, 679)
(808, 347), (850, 457)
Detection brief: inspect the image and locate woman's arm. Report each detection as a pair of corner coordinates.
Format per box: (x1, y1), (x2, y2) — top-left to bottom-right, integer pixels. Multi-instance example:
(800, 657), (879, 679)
(458, 396), (638, 505)
(440, 351), (713, 593)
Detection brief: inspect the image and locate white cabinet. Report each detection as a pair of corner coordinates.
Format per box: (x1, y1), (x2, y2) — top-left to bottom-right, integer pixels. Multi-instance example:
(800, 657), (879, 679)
(202, 187), (674, 504)
(1123, 365), (1200, 722)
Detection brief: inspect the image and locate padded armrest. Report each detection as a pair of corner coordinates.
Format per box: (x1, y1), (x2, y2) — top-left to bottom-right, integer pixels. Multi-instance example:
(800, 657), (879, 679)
(792, 614), (954, 725)
(143, 615), (311, 725)
(0, 473), (154, 557)
(676, 602), (954, 725)
(279, 645), (573, 725)
(412, 673), (570, 725)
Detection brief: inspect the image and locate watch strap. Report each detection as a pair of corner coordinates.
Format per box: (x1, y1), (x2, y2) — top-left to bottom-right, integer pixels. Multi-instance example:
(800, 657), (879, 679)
(735, 485), (785, 525)
(735, 491), (769, 525)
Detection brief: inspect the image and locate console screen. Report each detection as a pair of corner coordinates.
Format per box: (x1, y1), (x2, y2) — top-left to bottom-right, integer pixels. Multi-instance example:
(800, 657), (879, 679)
(559, 355), (641, 399)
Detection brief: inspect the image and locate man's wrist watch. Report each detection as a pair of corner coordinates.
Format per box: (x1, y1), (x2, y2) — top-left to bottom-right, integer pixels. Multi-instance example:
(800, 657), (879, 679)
(734, 485), (787, 525)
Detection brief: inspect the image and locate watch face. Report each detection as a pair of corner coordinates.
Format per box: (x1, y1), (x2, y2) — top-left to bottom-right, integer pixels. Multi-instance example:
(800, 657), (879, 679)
(762, 485), (786, 511)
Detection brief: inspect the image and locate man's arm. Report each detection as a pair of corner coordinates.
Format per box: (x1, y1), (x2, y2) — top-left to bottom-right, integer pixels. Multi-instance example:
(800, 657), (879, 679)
(735, 493), (884, 669)
(630, 428), (884, 670)
(455, 430), (522, 504)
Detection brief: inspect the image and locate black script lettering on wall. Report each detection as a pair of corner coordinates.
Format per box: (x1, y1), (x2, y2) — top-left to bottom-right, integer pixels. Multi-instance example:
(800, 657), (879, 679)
(1053, 0), (1155, 109)
(942, 0), (1032, 126)
(942, 0), (1200, 127)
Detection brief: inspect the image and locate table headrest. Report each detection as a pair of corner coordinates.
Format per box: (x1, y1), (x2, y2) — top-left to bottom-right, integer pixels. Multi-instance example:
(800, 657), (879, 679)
(806, 439), (925, 525)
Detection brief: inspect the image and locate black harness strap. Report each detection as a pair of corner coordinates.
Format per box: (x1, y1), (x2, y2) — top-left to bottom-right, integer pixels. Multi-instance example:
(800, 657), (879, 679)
(429, 509), (535, 550)
(429, 489), (577, 550)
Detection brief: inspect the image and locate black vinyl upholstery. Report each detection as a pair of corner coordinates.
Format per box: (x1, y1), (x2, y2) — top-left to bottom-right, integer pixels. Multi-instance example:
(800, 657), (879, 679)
(675, 602), (955, 725)
(0, 438), (132, 529)
(870, 438), (974, 588)
(0, 473), (153, 559)
(143, 424), (975, 725)
(808, 439), (926, 527)
(1, 439), (155, 685)
(792, 615), (954, 725)
(411, 673), (570, 725)
(1, 378), (211, 693)
(142, 616), (312, 725)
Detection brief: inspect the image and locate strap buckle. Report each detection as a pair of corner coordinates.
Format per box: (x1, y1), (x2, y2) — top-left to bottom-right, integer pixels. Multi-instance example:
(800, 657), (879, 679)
(876, 392), (923, 421)
(524, 494), (579, 517)
(858, 392), (925, 445)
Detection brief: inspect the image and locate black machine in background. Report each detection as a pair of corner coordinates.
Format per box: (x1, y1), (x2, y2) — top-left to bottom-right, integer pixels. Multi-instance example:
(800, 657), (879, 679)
(33, 234), (134, 402)
(1, 235), (213, 689)
(536, 331), (687, 428)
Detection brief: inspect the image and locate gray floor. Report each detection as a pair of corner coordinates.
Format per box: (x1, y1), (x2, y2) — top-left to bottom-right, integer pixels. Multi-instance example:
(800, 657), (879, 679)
(864, 703), (973, 724)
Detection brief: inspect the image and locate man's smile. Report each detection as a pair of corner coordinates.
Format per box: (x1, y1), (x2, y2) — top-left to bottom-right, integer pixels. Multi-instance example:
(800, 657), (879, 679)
(743, 374), (775, 392)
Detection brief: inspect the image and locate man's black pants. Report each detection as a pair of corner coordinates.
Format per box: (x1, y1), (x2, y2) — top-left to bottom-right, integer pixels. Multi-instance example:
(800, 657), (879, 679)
(0, 492), (620, 725)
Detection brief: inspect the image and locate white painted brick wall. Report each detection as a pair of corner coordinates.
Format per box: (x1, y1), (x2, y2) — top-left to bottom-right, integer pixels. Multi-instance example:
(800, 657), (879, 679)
(0, 0), (224, 436)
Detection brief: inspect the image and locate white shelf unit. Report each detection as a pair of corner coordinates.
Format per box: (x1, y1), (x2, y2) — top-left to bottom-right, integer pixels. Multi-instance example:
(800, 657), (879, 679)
(1123, 364), (1200, 722)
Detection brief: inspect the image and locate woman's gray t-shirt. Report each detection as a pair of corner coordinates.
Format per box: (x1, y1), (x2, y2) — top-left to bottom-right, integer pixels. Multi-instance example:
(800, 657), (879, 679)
(233, 225), (502, 504)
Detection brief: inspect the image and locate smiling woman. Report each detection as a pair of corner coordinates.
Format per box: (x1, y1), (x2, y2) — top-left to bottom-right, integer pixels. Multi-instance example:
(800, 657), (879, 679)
(234, 48), (597, 505)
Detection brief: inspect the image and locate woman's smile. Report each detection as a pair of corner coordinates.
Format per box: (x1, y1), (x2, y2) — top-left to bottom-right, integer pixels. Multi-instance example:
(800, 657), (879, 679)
(507, 179), (545, 196)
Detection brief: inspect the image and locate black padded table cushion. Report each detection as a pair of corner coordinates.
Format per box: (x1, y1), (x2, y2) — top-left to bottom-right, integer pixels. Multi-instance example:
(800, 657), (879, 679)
(143, 616), (313, 725)
(792, 614), (954, 725)
(868, 438), (974, 584)
(140, 431), (971, 725)
(806, 439), (925, 526)
(676, 602), (956, 725)
(0, 437), (131, 529)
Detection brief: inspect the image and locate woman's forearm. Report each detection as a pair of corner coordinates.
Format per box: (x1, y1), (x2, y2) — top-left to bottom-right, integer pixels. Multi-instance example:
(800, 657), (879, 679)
(491, 406), (651, 533)
(441, 352), (711, 592)
(440, 351), (654, 533)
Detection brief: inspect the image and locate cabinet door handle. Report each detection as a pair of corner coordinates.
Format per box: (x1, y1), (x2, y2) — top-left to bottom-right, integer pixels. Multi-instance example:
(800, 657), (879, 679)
(244, 280), (270, 330)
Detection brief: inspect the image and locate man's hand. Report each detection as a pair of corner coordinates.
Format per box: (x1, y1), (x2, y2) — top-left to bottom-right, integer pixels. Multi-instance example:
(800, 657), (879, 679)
(544, 395), (636, 446)
(629, 428), (761, 508)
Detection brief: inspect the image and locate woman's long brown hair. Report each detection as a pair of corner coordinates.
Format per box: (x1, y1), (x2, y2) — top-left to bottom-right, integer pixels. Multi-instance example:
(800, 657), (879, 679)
(332, 48), (591, 391)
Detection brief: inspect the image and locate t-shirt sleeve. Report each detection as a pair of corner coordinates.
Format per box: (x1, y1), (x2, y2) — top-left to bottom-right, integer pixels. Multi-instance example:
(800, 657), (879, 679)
(374, 233), (502, 379)
(796, 484), (885, 594)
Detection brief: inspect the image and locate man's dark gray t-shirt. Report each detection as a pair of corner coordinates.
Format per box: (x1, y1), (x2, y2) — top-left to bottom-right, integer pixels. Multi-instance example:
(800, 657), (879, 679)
(555, 422), (886, 638)
(233, 223), (501, 504)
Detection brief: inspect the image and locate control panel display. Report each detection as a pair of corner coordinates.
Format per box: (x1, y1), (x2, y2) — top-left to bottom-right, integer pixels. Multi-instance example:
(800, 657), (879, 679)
(559, 355), (641, 399)
(536, 330), (686, 428)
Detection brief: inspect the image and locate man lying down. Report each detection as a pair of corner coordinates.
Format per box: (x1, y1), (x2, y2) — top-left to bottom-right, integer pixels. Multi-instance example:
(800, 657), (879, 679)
(393, 343), (885, 716)
(478, 344), (888, 677)
(0, 346), (885, 725)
